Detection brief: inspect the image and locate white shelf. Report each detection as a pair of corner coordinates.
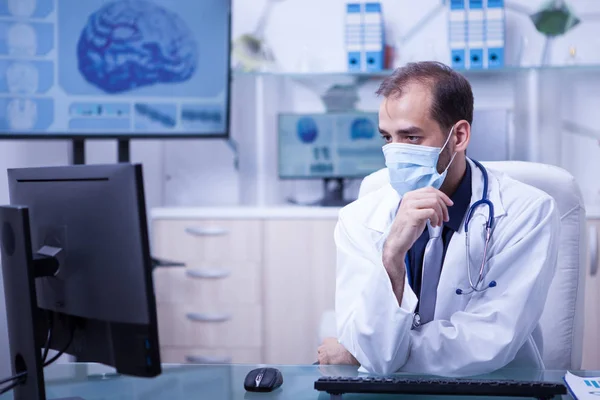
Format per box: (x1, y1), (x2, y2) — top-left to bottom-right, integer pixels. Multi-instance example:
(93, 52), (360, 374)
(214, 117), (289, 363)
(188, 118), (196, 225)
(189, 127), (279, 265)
(232, 65), (600, 80)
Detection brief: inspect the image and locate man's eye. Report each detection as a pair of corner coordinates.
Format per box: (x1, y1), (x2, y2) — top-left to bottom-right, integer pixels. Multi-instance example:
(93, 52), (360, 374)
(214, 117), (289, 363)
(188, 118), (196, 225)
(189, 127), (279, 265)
(407, 136), (420, 143)
(381, 135), (392, 143)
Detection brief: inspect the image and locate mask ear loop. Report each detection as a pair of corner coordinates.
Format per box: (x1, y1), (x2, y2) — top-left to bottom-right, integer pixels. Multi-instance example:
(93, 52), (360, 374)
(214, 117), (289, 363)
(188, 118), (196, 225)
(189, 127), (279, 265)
(438, 125), (455, 155)
(438, 125), (458, 174)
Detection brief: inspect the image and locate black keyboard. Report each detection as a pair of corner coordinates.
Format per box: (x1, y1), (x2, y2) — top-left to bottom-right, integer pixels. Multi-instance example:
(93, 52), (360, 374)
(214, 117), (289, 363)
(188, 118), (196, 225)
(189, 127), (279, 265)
(314, 376), (567, 399)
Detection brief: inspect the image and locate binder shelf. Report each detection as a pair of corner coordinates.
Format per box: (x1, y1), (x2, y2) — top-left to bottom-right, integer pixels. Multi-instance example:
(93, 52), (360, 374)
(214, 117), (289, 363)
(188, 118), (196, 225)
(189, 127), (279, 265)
(233, 64), (600, 80)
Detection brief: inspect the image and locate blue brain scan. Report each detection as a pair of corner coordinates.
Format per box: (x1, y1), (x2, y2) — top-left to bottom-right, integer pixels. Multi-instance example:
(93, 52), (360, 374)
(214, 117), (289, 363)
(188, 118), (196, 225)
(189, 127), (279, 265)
(297, 117), (318, 144)
(350, 117), (376, 140)
(77, 1), (198, 94)
(0, 0), (231, 136)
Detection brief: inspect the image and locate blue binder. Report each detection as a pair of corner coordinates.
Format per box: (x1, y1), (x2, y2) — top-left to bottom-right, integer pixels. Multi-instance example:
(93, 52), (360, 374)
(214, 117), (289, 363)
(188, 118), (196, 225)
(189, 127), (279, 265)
(468, 0), (484, 69)
(485, 0), (505, 69)
(449, 0), (467, 70)
(345, 3), (363, 71)
(364, 2), (384, 72)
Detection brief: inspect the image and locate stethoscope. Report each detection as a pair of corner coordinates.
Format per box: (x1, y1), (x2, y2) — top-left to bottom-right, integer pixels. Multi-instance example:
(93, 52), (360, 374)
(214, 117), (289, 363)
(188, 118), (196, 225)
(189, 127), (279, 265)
(405, 159), (497, 298)
(408, 160), (496, 329)
(455, 159), (496, 295)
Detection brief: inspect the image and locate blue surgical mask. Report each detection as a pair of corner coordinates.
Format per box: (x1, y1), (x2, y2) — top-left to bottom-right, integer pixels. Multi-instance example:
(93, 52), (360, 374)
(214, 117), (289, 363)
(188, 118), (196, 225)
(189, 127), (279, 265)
(382, 126), (457, 197)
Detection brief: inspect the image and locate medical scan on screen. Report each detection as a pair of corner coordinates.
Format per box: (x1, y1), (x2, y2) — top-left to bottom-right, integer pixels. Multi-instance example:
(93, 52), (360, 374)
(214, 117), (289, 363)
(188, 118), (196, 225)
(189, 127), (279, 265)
(0, 0), (230, 135)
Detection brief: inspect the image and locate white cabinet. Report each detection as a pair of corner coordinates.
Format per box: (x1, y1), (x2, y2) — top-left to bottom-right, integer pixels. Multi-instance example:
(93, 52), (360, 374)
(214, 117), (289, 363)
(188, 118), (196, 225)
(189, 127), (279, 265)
(263, 219), (337, 364)
(151, 208), (340, 365)
(583, 220), (600, 370)
(152, 217), (266, 365)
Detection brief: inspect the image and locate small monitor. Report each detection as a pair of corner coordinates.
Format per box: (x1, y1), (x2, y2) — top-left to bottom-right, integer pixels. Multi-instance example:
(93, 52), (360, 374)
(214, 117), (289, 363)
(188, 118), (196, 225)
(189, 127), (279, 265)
(1, 163), (161, 400)
(278, 112), (386, 180)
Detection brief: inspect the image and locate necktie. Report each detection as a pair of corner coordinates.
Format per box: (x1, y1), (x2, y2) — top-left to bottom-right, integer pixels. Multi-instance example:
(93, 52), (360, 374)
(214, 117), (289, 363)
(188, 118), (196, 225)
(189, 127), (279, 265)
(419, 223), (444, 324)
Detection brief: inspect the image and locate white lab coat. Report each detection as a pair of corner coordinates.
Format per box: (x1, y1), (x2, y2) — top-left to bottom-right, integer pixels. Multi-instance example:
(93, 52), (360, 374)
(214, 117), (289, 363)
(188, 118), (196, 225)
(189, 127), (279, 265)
(335, 158), (560, 377)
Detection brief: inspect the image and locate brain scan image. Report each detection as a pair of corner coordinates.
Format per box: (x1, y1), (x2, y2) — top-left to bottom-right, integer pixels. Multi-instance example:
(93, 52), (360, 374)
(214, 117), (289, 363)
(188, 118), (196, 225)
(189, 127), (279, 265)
(7, 99), (38, 130)
(8, 0), (37, 17)
(6, 62), (39, 94)
(77, 0), (199, 94)
(7, 24), (37, 57)
(350, 117), (376, 140)
(297, 117), (319, 144)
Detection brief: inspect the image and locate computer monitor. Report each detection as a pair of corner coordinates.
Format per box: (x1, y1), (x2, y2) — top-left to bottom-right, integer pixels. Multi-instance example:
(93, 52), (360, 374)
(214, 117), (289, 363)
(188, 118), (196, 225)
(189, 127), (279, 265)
(278, 112), (385, 206)
(0, 0), (231, 138)
(0, 163), (161, 400)
(278, 112), (385, 179)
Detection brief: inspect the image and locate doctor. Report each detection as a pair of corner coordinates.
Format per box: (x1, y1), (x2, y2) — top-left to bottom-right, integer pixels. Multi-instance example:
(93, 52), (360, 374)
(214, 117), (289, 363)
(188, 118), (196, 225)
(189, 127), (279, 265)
(317, 61), (560, 377)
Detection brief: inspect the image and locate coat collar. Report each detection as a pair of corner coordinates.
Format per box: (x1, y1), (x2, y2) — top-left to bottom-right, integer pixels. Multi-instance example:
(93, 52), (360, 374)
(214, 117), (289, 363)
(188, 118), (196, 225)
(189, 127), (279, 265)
(364, 158), (507, 234)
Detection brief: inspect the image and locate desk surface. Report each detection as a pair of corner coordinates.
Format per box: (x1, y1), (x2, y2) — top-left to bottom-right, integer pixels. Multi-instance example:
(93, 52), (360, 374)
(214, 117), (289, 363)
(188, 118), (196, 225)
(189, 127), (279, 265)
(2, 363), (597, 400)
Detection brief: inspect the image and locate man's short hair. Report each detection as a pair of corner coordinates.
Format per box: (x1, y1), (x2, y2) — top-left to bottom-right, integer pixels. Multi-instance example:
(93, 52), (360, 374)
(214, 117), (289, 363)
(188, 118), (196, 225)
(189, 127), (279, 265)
(376, 61), (474, 132)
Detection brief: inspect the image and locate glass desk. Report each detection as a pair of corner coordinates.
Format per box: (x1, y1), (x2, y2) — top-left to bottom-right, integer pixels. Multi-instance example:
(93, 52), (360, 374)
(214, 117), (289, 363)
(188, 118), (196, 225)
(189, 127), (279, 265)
(0, 363), (594, 399)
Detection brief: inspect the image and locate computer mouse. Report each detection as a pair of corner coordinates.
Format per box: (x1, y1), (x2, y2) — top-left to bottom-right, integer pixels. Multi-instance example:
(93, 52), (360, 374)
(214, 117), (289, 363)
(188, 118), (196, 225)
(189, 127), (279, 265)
(244, 367), (283, 392)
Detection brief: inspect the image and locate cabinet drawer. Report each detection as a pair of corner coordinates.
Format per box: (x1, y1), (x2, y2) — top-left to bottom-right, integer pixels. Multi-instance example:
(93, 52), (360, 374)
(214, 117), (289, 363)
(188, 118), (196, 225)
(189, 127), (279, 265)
(157, 304), (262, 348)
(152, 219), (262, 263)
(161, 347), (262, 365)
(153, 264), (260, 306)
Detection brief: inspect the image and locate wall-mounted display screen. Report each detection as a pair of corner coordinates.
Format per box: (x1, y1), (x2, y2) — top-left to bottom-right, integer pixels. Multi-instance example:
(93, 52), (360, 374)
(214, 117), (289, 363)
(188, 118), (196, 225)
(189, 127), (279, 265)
(0, 0), (231, 138)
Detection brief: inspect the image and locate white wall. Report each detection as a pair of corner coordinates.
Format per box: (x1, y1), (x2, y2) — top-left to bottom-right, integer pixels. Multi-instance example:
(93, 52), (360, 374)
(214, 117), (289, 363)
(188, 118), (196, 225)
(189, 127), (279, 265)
(561, 72), (600, 207)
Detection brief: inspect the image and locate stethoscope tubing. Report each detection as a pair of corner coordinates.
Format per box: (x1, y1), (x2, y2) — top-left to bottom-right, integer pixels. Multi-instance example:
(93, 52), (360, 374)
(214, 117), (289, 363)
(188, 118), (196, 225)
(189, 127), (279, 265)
(458, 159), (496, 295)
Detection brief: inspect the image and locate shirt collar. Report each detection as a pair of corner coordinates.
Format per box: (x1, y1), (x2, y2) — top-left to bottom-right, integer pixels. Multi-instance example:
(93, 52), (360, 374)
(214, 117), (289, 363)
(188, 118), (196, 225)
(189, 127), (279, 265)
(445, 162), (472, 232)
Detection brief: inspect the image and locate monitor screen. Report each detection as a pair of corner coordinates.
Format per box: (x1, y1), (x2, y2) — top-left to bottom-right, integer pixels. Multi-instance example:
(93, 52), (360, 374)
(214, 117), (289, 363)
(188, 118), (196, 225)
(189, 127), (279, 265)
(0, 0), (231, 138)
(278, 112), (386, 179)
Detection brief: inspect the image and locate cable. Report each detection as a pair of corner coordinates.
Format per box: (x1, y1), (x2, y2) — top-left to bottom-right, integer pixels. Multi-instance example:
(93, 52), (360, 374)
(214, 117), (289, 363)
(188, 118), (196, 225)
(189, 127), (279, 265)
(0, 316), (54, 389)
(42, 313), (54, 363)
(43, 325), (75, 367)
(0, 320), (75, 396)
(0, 322), (50, 392)
(0, 371), (26, 387)
(0, 379), (23, 395)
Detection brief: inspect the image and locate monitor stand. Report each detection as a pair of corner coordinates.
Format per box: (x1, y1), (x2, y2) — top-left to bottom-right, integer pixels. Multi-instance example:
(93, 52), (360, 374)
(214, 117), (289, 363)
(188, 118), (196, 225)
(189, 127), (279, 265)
(0, 206), (82, 400)
(286, 179), (353, 207)
(318, 178), (351, 207)
(71, 138), (131, 165)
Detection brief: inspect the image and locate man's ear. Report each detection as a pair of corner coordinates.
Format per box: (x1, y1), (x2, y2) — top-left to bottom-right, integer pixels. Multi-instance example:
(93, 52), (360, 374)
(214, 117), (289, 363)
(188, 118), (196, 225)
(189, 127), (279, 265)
(453, 120), (471, 152)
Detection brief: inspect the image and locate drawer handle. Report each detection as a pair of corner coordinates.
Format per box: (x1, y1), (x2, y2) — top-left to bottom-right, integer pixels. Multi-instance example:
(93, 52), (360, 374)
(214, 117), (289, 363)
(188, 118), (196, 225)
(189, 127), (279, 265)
(152, 257), (185, 268)
(185, 355), (232, 364)
(186, 268), (231, 279)
(185, 227), (229, 237)
(186, 312), (232, 323)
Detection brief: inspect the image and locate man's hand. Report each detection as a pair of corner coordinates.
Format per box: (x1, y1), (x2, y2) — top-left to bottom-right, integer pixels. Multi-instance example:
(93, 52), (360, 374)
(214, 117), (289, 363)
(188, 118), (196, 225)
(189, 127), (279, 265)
(317, 338), (360, 366)
(382, 187), (453, 304)
(385, 187), (454, 257)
